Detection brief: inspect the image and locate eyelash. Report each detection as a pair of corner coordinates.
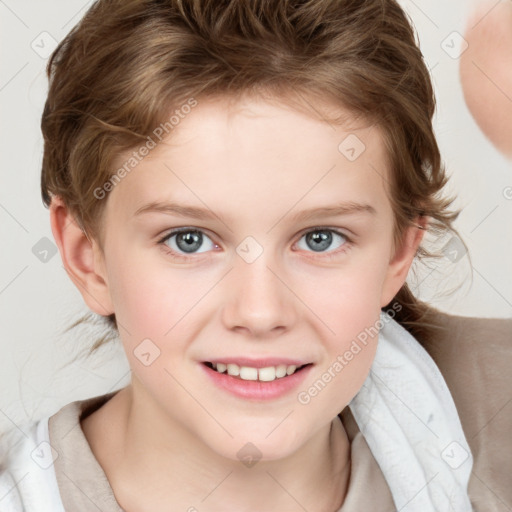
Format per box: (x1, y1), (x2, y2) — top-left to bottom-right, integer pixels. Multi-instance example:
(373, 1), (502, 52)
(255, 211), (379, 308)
(157, 226), (354, 262)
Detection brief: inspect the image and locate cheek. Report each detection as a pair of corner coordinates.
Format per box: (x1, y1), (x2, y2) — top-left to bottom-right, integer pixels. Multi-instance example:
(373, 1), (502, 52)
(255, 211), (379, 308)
(293, 261), (387, 410)
(297, 303), (380, 418)
(326, 298), (380, 398)
(105, 248), (207, 341)
(105, 255), (207, 390)
(309, 255), (387, 326)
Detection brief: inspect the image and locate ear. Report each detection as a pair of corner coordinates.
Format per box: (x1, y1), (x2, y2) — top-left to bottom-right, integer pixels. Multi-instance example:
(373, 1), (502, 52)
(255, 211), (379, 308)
(49, 196), (114, 316)
(380, 216), (427, 308)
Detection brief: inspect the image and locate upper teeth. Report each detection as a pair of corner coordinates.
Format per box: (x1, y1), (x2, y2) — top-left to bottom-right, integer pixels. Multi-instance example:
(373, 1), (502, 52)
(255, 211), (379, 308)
(212, 362), (300, 381)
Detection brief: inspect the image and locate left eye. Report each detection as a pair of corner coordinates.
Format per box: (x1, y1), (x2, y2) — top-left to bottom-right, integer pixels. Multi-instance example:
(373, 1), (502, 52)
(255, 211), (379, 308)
(296, 228), (349, 253)
(160, 229), (217, 255)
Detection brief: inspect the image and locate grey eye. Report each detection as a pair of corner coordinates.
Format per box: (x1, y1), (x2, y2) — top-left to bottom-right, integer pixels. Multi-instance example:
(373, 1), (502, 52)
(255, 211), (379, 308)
(163, 230), (215, 254)
(297, 230), (348, 253)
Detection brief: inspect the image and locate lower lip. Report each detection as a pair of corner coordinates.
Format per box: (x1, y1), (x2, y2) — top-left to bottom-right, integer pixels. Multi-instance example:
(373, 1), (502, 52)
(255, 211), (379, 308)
(200, 363), (313, 401)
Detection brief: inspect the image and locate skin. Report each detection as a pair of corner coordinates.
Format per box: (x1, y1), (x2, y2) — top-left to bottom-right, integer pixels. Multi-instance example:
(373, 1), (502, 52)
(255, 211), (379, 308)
(50, 94), (425, 512)
(460, 0), (512, 158)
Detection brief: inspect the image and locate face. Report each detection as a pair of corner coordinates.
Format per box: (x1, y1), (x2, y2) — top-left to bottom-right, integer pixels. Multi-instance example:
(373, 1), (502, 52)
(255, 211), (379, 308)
(92, 94), (415, 462)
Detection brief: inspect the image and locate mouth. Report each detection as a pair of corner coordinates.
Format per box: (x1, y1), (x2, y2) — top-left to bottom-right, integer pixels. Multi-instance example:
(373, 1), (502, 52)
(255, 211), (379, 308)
(202, 361), (313, 382)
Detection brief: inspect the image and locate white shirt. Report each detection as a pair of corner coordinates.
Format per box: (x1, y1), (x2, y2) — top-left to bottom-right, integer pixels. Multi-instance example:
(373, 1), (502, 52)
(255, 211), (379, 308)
(0, 417), (65, 512)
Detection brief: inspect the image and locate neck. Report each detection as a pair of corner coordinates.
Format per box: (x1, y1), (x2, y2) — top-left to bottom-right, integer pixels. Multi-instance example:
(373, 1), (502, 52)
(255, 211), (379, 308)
(81, 384), (351, 512)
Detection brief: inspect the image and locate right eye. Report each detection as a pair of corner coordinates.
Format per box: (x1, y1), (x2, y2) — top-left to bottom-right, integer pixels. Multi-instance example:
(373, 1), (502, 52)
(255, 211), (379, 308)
(158, 228), (219, 260)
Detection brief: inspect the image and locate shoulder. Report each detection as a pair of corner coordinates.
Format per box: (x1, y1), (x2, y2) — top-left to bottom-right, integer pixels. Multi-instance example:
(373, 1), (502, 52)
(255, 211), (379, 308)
(420, 306), (512, 510)
(0, 391), (120, 512)
(0, 417), (65, 512)
(420, 306), (512, 434)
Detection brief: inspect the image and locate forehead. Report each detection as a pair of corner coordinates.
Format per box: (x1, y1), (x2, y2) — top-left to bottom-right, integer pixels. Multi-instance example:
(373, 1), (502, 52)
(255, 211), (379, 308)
(106, 94), (392, 222)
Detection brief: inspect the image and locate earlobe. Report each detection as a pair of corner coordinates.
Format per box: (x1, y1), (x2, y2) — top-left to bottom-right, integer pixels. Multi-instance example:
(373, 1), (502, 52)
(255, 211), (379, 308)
(380, 217), (427, 308)
(49, 196), (114, 316)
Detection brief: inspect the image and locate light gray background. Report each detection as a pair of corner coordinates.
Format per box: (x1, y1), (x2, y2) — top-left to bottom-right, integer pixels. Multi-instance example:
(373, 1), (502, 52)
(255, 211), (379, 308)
(1, 0), (511, 431)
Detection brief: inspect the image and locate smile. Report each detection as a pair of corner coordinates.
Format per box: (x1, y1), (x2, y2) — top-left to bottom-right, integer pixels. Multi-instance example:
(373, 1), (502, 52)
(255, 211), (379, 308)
(200, 360), (314, 401)
(204, 361), (311, 382)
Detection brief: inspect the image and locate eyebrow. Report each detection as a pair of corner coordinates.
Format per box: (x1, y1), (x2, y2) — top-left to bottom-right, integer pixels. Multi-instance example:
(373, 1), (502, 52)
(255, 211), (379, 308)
(133, 200), (377, 222)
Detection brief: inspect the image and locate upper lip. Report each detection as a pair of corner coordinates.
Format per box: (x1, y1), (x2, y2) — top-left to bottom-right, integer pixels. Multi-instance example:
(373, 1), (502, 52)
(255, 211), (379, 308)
(203, 357), (312, 369)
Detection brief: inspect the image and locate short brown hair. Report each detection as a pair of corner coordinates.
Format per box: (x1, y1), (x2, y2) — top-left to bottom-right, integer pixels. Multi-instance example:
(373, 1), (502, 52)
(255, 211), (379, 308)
(41, 0), (470, 356)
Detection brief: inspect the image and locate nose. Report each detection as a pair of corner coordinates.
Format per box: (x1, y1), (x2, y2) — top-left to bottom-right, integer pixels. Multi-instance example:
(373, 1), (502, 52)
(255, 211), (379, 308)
(221, 248), (298, 338)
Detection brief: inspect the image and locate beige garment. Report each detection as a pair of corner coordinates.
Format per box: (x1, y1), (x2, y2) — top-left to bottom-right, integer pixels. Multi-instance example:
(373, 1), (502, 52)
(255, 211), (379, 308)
(48, 392), (395, 511)
(420, 307), (512, 512)
(48, 307), (512, 511)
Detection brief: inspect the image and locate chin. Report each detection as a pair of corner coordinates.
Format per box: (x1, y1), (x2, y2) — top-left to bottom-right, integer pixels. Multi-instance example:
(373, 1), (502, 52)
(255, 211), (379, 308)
(206, 427), (305, 465)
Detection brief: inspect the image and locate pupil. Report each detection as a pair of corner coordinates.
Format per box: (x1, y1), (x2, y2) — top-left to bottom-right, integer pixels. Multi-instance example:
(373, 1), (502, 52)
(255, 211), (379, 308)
(307, 231), (331, 252)
(177, 231), (202, 253)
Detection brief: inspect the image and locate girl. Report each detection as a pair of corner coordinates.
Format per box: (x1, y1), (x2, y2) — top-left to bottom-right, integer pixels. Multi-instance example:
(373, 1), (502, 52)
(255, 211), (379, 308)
(1, 1), (511, 511)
